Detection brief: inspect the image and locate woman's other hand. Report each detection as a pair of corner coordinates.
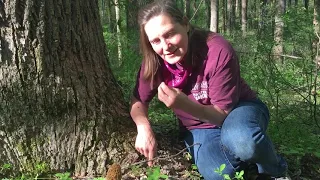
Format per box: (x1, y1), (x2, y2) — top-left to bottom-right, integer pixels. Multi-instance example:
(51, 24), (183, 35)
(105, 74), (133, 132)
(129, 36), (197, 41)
(158, 82), (189, 109)
(135, 124), (157, 166)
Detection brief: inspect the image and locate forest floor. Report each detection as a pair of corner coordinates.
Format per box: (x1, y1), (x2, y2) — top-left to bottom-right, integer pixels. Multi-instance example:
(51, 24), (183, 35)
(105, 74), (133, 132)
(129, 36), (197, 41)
(120, 130), (320, 180)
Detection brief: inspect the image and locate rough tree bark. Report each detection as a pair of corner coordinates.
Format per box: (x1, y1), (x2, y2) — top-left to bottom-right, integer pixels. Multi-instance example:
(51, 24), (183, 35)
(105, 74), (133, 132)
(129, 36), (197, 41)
(0, 0), (136, 177)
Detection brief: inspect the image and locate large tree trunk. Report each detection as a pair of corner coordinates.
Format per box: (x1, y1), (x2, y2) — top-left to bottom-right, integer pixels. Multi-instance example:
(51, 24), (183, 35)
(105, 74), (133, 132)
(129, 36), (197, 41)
(0, 0), (136, 177)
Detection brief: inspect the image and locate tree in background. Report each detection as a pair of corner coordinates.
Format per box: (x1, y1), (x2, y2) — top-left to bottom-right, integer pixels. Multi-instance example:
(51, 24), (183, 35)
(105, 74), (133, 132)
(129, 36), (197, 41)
(241, 0), (247, 37)
(114, 0), (123, 65)
(210, 0), (219, 32)
(314, 0), (320, 64)
(305, 0), (310, 10)
(184, 0), (191, 18)
(0, 0), (136, 176)
(127, 0), (138, 33)
(226, 0), (232, 34)
(273, 0), (285, 61)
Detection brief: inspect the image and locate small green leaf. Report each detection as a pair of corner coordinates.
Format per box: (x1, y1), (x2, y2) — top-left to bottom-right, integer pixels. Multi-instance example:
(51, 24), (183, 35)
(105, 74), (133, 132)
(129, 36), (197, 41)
(223, 174), (231, 180)
(191, 164), (198, 170)
(314, 151), (320, 158)
(219, 164), (226, 172)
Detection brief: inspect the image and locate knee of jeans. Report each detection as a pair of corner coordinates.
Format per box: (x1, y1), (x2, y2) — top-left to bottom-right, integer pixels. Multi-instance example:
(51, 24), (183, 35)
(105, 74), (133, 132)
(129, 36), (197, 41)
(221, 133), (258, 161)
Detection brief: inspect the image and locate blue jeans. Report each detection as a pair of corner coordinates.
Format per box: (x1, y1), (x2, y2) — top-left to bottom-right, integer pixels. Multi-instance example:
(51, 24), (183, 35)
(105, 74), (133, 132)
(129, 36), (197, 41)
(183, 99), (288, 179)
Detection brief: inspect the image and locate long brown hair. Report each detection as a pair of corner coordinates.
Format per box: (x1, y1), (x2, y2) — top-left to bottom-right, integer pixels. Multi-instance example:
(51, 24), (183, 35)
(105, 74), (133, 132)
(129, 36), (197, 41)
(138, 0), (212, 83)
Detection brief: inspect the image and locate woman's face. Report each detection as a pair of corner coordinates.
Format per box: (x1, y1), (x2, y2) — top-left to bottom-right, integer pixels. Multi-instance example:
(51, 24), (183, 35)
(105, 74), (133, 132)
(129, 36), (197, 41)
(144, 14), (189, 64)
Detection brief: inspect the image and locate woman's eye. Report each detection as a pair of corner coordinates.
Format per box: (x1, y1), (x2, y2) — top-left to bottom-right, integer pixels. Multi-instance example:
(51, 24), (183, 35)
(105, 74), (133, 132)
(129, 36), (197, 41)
(151, 39), (160, 45)
(166, 32), (174, 38)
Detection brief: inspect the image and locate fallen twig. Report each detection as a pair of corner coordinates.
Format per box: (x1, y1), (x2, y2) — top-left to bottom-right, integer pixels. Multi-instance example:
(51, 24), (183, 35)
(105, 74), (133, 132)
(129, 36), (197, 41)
(123, 142), (201, 169)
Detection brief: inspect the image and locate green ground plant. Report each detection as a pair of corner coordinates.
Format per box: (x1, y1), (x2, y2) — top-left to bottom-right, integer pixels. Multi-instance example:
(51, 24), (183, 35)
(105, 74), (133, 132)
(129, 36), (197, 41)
(214, 164), (244, 180)
(146, 166), (168, 180)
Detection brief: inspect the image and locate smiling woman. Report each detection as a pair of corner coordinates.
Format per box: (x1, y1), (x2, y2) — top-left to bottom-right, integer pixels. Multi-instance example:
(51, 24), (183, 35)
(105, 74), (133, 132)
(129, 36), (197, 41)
(144, 13), (189, 65)
(130, 0), (290, 179)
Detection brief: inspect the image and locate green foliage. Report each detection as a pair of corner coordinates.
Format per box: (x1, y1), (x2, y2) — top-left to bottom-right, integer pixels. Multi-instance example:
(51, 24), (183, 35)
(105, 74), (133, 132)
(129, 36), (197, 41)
(34, 162), (49, 179)
(54, 172), (72, 180)
(191, 164), (198, 171)
(214, 164), (244, 180)
(146, 166), (168, 180)
(93, 177), (106, 180)
(129, 164), (144, 177)
(1, 163), (12, 172)
(184, 152), (193, 161)
(0, 163), (12, 179)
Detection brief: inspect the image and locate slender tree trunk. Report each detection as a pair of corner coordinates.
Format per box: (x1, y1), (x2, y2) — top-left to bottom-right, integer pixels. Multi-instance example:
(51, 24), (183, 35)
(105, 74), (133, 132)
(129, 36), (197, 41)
(253, 0), (258, 29)
(273, 0), (285, 61)
(0, 0), (136, 176)
(235, 0), (239, 18)
(114, 0), (122, 65)
(259, 0), (268, 30)
(210, 0), (219, 32)
(206, 0), (211, 29)
(241, 0), (247, 37)
(237, 0), (242, 26)
(127, 0), (138, 33)
(314, 0), (320, 57)
(222, 0), (227, 33)
(107, 0), (116, 32)
(100, 0), (106, 25)
(231, 0), (235, 31)
(192, 0), (198, 21)
(314, 0), (320, 33)
(288, 0), (291, 8)
(184, 0), (191, 18)
(304, 0), (309, 10)
(226, 0), (232, 34)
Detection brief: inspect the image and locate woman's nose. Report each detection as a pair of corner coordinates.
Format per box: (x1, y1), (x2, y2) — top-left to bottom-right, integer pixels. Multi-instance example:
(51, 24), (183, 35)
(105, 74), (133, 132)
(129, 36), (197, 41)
(162, 40), (171, 51)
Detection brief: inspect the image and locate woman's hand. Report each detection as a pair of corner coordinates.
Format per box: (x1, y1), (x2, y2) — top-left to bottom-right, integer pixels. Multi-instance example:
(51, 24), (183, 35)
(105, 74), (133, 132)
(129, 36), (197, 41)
(158, 82), (189, 109)
(135, 124), (157, 166)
